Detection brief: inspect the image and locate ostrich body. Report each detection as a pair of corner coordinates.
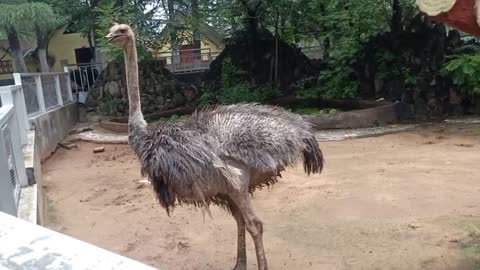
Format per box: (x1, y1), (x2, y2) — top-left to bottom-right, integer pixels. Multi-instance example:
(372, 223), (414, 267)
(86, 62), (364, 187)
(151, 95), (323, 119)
(107, 24), (324, 270)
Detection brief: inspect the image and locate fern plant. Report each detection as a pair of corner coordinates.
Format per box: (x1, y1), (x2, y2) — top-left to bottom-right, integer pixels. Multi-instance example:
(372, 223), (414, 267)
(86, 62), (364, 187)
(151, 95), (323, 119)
(442, 54), (480, 96)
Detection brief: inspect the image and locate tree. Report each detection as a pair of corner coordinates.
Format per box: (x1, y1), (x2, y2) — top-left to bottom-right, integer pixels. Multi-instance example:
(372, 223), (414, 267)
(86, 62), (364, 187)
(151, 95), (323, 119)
(0, 0), (63, 72)
(29, 1), (64, 72)
(0, 0), (31, 72)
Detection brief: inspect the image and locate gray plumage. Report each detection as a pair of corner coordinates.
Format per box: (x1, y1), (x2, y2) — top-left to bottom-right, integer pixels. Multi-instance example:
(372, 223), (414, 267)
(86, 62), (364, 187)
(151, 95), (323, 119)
(130, 103), (324, 213)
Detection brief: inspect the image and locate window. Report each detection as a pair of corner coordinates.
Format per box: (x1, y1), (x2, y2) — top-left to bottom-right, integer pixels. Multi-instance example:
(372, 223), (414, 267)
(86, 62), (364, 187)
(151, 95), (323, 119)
(0, 60), (13, 74)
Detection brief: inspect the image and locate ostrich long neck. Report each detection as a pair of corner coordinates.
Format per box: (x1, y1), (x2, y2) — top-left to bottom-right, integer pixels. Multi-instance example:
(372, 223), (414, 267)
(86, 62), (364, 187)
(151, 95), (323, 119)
(124, 39), (147, 132)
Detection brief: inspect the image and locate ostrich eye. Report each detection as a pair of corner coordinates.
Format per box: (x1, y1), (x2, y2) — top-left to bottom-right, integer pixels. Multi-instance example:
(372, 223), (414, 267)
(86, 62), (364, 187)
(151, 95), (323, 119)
(120, 29), (126, 33)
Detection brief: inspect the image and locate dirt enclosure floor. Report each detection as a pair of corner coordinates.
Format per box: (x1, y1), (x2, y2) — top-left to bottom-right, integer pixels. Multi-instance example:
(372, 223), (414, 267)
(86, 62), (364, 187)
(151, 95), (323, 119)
(43, 123), (480, 270)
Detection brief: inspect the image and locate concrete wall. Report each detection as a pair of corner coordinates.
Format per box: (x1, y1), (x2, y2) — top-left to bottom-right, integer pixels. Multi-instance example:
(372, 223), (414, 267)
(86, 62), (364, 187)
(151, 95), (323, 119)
(0, 212), (157, 270)
(29, 103), (78, 160)
(304, 102), (414, 130)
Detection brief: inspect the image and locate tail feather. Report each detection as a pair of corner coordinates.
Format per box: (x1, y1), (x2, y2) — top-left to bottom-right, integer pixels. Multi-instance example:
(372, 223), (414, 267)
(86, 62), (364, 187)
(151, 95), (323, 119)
(302, 136), (324, 175)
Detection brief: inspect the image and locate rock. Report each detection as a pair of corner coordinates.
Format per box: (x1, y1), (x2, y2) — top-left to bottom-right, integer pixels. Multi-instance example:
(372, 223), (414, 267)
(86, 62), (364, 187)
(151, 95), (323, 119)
(106, 81), (122, 98)
(93, 147), (105, 153)
(90, 60), (198, 116)
(86, 112), (102, 123)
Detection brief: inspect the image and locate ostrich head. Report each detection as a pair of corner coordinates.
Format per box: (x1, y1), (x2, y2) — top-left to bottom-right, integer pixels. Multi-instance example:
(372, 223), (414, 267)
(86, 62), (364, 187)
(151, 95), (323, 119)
(106, 23), (135, 47)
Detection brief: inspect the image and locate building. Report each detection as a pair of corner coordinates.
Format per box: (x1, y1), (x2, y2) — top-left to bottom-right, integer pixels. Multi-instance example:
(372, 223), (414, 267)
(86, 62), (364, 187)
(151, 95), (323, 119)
(0, 27), (91, 85)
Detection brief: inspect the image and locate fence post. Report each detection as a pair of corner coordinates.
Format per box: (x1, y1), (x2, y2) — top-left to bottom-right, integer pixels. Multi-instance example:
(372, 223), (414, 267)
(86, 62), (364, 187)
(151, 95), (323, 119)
(54, 74), (63, 106)
(0, 88), (27, 145)
(34, 75), (46, 113)
(13, 73), (21, 85)
(0, 131), (17, 216)
(64, 67), (73, 102)
(8, 110), (28, 187)
(15, 87), (30, 132)
(12, 73), (30, 132)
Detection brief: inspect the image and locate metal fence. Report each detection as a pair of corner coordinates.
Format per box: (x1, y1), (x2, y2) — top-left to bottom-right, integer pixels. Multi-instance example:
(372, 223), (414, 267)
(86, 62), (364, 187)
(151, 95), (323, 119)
(16, 72), (73, 116)
(0, 84), (29, 216)
(154, 48), (218, 74)
(64, 63), (103, 103)
(0, 71), (72, 216)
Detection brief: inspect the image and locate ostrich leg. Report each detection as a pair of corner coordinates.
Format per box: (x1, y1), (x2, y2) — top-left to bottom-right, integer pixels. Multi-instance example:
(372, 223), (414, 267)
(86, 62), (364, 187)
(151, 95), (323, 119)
(230, 191), (268, 270)
(227, 160), (268, 270)
(229, 201), (247, 270)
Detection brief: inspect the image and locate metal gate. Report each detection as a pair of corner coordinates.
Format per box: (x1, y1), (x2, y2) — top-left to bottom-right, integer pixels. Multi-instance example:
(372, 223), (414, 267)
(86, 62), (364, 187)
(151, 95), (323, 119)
(64, 63), (104, 103)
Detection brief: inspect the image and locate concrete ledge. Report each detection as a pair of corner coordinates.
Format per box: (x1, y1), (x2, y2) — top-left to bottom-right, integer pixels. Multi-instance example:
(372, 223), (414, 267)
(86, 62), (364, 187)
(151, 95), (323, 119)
(0, 212), (157, 270)
(17, 184), (37, 224)
(29, 103), (78, 160)
(303, 101), (414, 130)
(19, 130), (44, 225)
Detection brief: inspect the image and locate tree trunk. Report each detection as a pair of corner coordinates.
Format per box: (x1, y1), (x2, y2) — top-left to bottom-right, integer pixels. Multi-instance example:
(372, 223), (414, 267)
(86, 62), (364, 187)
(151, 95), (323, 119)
(87, 31), (95, 62)
(7, 27), (27, 73)
(35, 24), (49, 72)
(191, 0), (201, 49)
(38, 49), (49, 72)
(391, 0), (402, 33)
(274, 9), (279, 85)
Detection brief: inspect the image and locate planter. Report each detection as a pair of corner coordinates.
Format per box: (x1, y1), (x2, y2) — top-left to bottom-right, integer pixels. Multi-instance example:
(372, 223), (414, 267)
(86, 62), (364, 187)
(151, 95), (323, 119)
(99, 117), (128, 134)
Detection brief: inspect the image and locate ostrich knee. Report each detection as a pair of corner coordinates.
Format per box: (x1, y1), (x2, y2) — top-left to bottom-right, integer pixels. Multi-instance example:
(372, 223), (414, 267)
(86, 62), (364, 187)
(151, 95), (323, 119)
(245, 217), (263, 237)
(244, 213), (267, 270)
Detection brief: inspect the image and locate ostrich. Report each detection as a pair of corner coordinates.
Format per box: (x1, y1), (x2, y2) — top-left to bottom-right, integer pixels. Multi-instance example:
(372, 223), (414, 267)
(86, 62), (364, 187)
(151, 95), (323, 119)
(106, 23), (324, 270)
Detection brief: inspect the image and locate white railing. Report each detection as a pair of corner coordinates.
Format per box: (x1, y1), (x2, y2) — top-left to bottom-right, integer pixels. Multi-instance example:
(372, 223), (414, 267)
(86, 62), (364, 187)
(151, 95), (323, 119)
(14, 72), (73, 116)
(155, 48), (218, 74)
(0, 84), (29, 216)
(64, 63), (103, 103)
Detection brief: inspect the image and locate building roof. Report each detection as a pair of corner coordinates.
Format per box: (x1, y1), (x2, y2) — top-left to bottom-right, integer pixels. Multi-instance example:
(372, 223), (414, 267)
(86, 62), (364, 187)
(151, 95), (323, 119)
(160, 21), (224, 48)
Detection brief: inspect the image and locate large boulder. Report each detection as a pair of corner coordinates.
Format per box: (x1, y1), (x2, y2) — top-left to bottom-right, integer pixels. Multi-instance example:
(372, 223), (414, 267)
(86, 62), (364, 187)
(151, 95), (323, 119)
(87, 61), (198, 117)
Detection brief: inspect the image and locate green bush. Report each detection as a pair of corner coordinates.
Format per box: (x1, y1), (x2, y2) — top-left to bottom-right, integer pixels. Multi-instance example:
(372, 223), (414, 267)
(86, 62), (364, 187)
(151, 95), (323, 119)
(442, 54), (480, 96)
(200, 57), (278, 105)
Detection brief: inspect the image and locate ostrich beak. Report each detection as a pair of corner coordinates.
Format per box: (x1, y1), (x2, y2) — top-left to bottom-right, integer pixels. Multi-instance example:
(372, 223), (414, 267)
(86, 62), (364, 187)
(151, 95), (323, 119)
(106, 33), (121, 42)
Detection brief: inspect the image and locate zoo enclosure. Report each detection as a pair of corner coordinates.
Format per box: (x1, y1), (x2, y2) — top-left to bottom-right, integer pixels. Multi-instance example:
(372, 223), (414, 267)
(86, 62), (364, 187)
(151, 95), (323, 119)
(0, 84), (29, 216)
(0, 71), (73, 216)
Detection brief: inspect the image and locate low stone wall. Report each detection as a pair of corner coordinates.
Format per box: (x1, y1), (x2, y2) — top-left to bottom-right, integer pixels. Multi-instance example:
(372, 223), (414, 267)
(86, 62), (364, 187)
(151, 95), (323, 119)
(29, 103), (78, 160)
(304, 102), (414, 130)
(0, 212), (157, 269)
(18, 130), (43, 225)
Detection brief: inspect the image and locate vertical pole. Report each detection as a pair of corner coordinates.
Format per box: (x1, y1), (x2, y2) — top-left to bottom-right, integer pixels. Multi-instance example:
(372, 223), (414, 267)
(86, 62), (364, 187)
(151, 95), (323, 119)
(54, 74), (63, 106)
(16, 87), (31, 131)
(13, 73), (21, 85)
(0, 89), (27, 145)
(34, 75), (46, 113)
(8, 110), (28, 187)
(64, 67), (73, 102)
(0, 131), (17, 216)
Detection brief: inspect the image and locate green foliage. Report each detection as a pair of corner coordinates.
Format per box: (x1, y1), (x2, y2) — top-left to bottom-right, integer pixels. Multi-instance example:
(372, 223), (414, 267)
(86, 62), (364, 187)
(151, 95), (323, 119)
(460, 223), (480, 258)
(294, 61), (358, 99)
(169, 114), (189, 121)
(442, 54), (480, 96)
(201, 58), (278, 105)
(96, 2), (154, 63)
(98, 95), (127, 116)
(199, 84), (215, 106)
(375, 49), (416, 85)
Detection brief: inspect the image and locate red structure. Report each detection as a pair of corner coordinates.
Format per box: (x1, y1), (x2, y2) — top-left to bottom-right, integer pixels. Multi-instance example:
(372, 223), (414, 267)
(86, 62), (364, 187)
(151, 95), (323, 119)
(418, 0), (480, 37)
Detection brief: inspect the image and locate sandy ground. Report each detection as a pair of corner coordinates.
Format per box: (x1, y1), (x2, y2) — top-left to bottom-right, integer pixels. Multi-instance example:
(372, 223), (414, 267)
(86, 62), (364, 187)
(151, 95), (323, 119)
(43, 123), (480, 270)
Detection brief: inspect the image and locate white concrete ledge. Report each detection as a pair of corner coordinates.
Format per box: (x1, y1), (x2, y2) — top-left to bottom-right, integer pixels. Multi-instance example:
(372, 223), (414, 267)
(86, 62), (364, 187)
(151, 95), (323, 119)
(0, 212), (157, 270)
